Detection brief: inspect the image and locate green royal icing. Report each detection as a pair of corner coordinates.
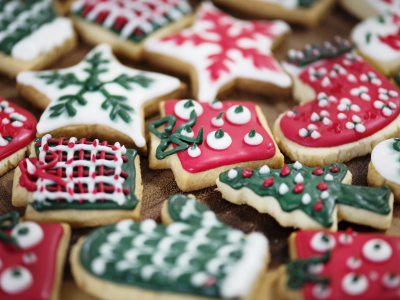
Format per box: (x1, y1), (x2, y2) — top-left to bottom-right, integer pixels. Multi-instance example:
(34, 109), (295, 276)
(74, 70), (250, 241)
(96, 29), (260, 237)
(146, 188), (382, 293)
(79, 195), (259, 298)
(394, 73), (400, 88)
(219, 163), (391, 227)
(30, 137), (139, 211)
(0, 211), (20, 249)
(38, 51), (153, 123)
(297, 0), (320, 8)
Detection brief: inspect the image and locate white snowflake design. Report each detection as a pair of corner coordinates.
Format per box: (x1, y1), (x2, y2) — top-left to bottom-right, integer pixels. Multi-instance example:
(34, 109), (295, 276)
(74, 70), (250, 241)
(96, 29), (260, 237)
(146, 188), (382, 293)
(360, 72), (381, 86)
(337, 98), (361, 112)
(378, 88), (399, 101)
(374, 100), (398, 117)
(299, 124), (321, 139)
(350, 86), (371, 101)
(345, 115), (366, 133)
(317, 92), (337, 107)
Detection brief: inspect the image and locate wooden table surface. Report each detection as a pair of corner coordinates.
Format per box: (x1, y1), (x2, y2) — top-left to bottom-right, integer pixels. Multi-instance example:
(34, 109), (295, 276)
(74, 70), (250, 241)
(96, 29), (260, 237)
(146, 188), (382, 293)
(1, 1), (399, 299)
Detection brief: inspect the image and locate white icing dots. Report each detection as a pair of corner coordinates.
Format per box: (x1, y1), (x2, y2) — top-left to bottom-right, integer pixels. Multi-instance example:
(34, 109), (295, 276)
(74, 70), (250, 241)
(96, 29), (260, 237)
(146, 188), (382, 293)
(338, 233), (353, 245)
(11, 222), (43, 249)
(382, 273), (400, 289)
(207, 130), (232, 150)
(279, 183), (289, 195)
(302, 193), (311, 205)
(211, 116), (224, 127)
(259, 165), (270, 174)
(346, 256), (362, 270)
(180, 127), (194, 138)
(244, 129), (263, 146)
(174, 99), (204, 120)
(228, 169), (238, 179)
(293, 161), (302, 170)
(209, 99), (223, 110)
(341, 273), (368, 295)
(226, 105), (251, 125)
(320, 191), (329, 199)
(294, 173), (304, 183)
(310, 232), (336, 252)
(307, 263), (324, 275)
(22, 252), (37, 265)
(188, 144), (201, 158)
(0, 266), (33, 294)
(324, 174), (333, 181)
(362, 239), (392, 263)
(312, 283), (331, 299)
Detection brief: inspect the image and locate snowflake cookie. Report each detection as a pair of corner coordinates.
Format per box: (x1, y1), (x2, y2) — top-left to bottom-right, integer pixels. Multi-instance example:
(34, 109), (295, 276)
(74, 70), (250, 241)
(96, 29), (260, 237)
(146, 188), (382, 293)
(212, 0), (336, 27)
(273, 37), (400, 166)
(0, 211), (70, 299)
(12, 135), (142, 227)
(70, 0), (193, 61)
(148, 99), (284, 191)
(340, 0), (400, 20)
(0, 0), (77, 77)
(217, 162), (394, 231)
(70, 194), (269, 300)
(16, 43), (186, 154)
(144, 1), (292, 103)
(276, 230), (400, 300)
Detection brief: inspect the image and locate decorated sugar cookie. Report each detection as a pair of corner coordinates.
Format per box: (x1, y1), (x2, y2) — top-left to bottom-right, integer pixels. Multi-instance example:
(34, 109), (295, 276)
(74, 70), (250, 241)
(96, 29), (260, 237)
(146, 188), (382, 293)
(340, 0), (400, 20)
(144, 2), (292, 103)
(273, 38), (400, 166)
(70, 0), (193, 61)
(71, 194), (269, 300)
(0, 98), (37, 177)
(212, 0), (336, 27)
(0, 0), (76, 77)
(217, 162), (394, 231)
(368, 138), (400, 203)
(148, 99), (284, 191)
(0, 212), (70, 300)
(277, 230), (400, 300)
(16, 44), (186, 154)
(12, 135), (142, 227)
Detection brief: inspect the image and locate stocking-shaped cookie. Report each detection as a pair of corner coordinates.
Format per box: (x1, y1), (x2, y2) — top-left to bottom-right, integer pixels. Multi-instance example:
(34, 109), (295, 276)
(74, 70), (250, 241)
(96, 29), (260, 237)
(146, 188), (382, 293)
(144, 1), (292, 102)
(273, 37), (400, 166)
(148, 99), (283, 191)
(0, 98), (37, 177)
(217, 162), (393, 231)
(0, 212), (70, 300)
(277, 230), (400, 300)
(12, 134), (142, 227)
(71, 194), (269, 300)
(0, 0), (76, 77)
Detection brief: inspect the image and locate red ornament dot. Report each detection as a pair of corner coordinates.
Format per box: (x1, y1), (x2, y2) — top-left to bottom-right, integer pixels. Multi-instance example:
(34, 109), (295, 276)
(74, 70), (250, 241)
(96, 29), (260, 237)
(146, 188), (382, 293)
(242, 168), (253, 178)
(263, 177), (274, 187)
(330, 166), (339, 173)
(314, 199), (323, 211)
(43, 143), (49, 151)
(312, 166), (324, 175)
(317, 182), (328, 191)
(293, 183), (304, 193)
(280, 164), (290, 177)
(68, 142), (75, 148)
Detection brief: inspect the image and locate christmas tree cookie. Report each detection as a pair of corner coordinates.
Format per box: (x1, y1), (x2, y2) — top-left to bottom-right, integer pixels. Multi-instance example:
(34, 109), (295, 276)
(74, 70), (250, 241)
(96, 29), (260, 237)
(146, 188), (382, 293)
(273, 37), (400, 166)
(0, 212), (70, 300)
(148, 99), (284, 191)
(70, 194), (269, 300)
(12, 134), (142, 228)
(340, 0), (400, 20)
(16, 44), (186, 154)
(144, 2), (292, 103)
(212, 0), (336, 27)
(0, 0), (77, 77)
(368, 138), (400, 203)
(276, 230), (400, 300)
(0, 98), (37, 177)
(216, 162), (394, 231)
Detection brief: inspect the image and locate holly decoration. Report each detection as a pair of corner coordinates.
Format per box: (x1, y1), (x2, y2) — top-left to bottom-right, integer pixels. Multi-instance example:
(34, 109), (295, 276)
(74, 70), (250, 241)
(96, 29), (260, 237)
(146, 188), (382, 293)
(0, 211), (20, 249)
(219, 163), (391, 227)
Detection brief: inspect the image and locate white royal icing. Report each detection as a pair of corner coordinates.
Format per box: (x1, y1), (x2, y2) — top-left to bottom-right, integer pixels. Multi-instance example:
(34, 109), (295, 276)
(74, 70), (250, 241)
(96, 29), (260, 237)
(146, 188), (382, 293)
(188, 145), (201, 157)
(302, 193), (311, 205)
(310, 232), (336, 252)
(226, 105), (251, 125)
(207, 130), (232, 150)
(382, 273), (400, 289)
(244, 131), (263, 146)
(312, 283), (331, 299)
(294, 173), (304, 183)
(259, 165), (270, 174)
(371, 138), (400, 185)
(228, 169), (238, 179)
(293, 161), (302, 170)
(209, 100), (223, 110)
(211, 116), (224, 127)
(174, 99), (204, 120)
(339, 233), (353, 245)
(341, 273), (368, 296)
(362, 238), (393, 262)
(11, 222), (44, 249)
(346, 256), (362, 270)
(0, 266), (33, 294)
(256, 0), (300, 10)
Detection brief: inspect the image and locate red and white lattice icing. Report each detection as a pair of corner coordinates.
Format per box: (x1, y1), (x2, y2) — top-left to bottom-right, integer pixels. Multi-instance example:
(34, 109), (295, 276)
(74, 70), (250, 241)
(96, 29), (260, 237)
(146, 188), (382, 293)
(280, 51), (400, 147)
(19, 134), (130, 205)
(144, 2), (292, 102)
(294, 230), (400, 300)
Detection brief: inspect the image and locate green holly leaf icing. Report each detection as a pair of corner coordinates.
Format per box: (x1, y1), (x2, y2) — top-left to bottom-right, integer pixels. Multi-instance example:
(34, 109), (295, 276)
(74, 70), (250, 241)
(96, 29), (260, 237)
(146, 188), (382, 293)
(79, 194), (268, 298)
(298, 0), (320, 7)
(0, 211), (20, 249)
(219, 163), (391, 227)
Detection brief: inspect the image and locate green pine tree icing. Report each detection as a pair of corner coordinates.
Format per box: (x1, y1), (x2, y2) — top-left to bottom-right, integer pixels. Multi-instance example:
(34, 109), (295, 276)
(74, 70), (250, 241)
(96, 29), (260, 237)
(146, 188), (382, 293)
(219, 163), (391, 227)
(37, 51), (154, 123)
(80, 194), (267, 298)
(0, 0), (57, 55)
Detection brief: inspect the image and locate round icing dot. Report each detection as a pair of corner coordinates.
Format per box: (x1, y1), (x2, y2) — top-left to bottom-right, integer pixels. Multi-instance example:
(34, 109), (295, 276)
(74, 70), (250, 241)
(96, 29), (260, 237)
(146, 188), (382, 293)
(346, 256), (362, 270)
(339, 233), (353, 245)
(188, 144), (201, 158)
(226, 105), (251, 125)
(369, 271), (378, 281)
(2, 118), (9, 124)
(293, 161), (302, 170)
(382, 273), (400, 289)
(259, 165), (270, 174)
(312, 283), (331, 299)
(4, 107), (14, 113)
(211, 117), (224, 127)
(191, 272), (209, 287)
(141, 219), (157, 234)
(324, 174), (333, 181)
(279, 183), (289, 195)
(294, 173), (304, 183)
(174, 99), (203, 120)
(338, 113), (347, 119)
(22, 252), (37, 265)
(209, 99), (223, 110)
(228, 169), (238, 179)
(341, 273), (368, 296)
(180, 127), (194, 138)
(362, 239), (392, 263)
(310, 232), (336, 252)
(307, 263), (324, 275)
(11, 121), (23, 127)
(320, 191), (329, 199)
(302, 193), (312, 205)
(0, 266), (33, 294)
(11, 222), (44, 249)
(207, 130), (232, 150)
(244, 129), (263, 146)
(115, 219), (134, 232)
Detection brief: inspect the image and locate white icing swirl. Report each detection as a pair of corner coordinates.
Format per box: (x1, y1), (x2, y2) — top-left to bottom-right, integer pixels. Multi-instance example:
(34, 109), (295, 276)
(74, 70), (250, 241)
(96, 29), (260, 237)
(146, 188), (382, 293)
(226, 105), (251, 125)
(371, 138), (400, 185)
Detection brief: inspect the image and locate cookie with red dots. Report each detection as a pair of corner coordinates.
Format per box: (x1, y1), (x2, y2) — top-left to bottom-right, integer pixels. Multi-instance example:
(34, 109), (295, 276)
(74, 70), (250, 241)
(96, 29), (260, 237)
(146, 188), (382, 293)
(340, 0), (400, 20)
(0, 98), (37, 177)
(273, 37), (400, 166)
(12, 134), (142, 227)
(276, 229), (400, 300)
(0, 211), (70, 300)
(148, 99), (284, 191)
(216, 162), (394, 231)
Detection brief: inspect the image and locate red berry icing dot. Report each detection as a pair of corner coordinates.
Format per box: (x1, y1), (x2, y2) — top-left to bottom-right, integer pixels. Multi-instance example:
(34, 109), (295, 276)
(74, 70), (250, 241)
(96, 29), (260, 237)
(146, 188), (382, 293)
(263, 177), (274, 187)
(314, 199), (323, 211)
(330, 166), (339, 173)
(242, 168), (253, 178)
(312, 166), (324, 175)
(293, 183), (304, 193)
(317, 182), (328, 191)
(280, 164), (290, 177)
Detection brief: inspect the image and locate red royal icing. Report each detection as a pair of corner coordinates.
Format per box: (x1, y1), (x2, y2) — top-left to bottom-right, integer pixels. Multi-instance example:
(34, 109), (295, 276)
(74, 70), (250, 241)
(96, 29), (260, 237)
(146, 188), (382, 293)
(379, 14), (400, 50)
(294, 230), (400, 300)
(280, 54), (400, 147)
(0, 223), (64, 300)
(0, 98), (37, 161)
(263, 177), (274, 187)
(164, 100), (276, 173)
(242, 168), (253, 178)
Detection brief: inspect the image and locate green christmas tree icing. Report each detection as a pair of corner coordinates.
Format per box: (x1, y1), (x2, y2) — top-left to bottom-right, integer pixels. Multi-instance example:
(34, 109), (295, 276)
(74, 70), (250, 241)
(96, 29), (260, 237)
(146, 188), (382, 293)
(79, 194), (268, 298)
(219, 163), (391, 227)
